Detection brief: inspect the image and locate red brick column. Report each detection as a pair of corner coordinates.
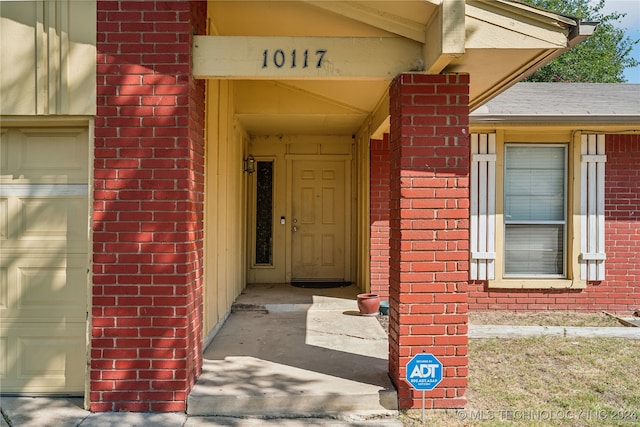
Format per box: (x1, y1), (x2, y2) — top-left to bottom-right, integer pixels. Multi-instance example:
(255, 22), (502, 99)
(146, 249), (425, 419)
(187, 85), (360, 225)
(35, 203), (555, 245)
(370, 135), (391, 299)
(92, 0), (206, 412)
(388, 74), (469, 409)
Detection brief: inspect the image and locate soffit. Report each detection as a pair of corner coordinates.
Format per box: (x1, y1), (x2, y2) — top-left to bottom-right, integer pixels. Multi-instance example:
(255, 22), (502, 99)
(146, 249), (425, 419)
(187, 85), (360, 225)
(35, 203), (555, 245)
(206, 1), (579, 136)
(209, 1), (436, 37)
(235, 80), (389, 136)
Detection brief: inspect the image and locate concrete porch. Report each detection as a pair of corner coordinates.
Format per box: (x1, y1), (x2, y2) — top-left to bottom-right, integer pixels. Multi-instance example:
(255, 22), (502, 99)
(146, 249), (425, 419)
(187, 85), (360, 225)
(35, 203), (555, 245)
(187, 284), (398, 418)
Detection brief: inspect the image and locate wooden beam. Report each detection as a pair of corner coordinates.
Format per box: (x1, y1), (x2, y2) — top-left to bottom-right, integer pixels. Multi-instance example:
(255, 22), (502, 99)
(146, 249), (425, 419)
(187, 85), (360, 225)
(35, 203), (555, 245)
(603, 311), (640, 328)
(423, 0), (466, 74)
(465, 2), (570, 49)
(193, 36), (422, 80)
(370, 93), (390, 140)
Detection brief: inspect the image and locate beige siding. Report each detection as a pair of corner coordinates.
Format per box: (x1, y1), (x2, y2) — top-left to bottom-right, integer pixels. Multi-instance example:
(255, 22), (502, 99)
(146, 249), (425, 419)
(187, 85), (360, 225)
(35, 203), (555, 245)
(0, 1), (96, 116)
(354, 128), (371, 293)
(204, 80), (247, 338)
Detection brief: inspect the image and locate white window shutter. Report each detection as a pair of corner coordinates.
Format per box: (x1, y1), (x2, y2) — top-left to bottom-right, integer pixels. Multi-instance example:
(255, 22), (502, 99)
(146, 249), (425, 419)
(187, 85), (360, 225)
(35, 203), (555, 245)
(580, 134), (606, 281)
(470, 133), (496, 280)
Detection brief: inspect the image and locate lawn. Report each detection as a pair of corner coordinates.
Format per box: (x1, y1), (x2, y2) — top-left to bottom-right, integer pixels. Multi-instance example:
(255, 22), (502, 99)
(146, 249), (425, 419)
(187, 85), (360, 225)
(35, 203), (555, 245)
(399, 313), (640, 426)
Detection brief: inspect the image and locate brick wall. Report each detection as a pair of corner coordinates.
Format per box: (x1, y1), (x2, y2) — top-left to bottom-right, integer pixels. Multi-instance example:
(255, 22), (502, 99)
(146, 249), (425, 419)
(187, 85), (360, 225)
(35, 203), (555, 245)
(370, 135), (391, 299)
(468, 134), (640, 314)
(388, 74), (469, 409)
(92, 0), (206, 412)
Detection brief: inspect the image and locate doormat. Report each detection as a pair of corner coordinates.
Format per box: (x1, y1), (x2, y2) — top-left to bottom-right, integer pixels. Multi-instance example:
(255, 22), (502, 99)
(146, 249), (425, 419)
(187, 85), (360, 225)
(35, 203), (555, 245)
(291, 281), (351, 289)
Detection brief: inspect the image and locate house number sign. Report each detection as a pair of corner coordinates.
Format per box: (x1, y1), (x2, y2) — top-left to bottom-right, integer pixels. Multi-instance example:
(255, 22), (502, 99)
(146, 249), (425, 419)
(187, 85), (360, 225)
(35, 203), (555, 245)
(192, 35), (422, 78)
(262, 49), (327, 69)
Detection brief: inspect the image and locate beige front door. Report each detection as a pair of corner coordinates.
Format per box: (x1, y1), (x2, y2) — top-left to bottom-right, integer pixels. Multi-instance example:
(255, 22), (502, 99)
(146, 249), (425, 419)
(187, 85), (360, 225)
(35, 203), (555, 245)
(291, 159), (347, 280)
(0, 127), (88, 394)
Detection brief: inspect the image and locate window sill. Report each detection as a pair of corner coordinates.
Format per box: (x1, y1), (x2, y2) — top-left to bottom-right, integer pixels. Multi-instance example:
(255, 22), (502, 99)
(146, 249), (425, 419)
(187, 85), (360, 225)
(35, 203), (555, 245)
(487, 279), (586, 290)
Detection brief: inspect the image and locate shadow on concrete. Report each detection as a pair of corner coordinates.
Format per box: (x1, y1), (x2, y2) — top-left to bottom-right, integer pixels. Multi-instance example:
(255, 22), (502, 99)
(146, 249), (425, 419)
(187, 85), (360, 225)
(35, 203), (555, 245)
(188, 284), (397, 416)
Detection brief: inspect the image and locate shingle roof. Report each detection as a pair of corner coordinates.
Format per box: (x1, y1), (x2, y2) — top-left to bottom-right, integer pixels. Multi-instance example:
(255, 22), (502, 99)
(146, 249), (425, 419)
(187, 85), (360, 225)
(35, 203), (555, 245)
(471, 83), (640, 122)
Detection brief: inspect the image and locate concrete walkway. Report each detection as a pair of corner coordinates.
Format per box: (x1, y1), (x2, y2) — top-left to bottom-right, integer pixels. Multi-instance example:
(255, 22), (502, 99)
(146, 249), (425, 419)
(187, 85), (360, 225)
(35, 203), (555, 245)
(470, 325), (640, 339)
(0, 396), (400, 426)
(2, 284), (639, 426)
(1, 284), (401, 427)
(188, 284), (398, 418)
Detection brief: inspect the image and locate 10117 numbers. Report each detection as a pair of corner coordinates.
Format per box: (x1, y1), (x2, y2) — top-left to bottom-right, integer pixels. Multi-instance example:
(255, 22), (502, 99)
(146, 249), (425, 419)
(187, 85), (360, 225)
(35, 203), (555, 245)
(262, 49), (327, 69)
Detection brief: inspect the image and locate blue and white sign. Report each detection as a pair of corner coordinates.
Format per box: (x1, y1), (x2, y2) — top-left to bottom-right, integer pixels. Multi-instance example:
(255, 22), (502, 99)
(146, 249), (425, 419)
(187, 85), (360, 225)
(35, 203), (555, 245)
(406, 353), (443, 391)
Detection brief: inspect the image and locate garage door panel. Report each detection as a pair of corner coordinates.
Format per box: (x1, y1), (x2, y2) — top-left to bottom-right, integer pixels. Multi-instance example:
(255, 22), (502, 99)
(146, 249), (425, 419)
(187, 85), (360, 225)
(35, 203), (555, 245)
(0, 266), (6, 311)
(1, 198), (87, 255)
(20, 195), (88, 243)
(0, 336), (6, 378)
(0, 197), (7, 240)
(0, 323), (86, 394)
(20, 130), (87, 176)
(18, 261), (87, 318)
(0, 254), (87, 322)
(0, 129), (8, 174)
(1, 190), (88, 248)
(1, 128), (88, 184)
(19, 335), (85, 379)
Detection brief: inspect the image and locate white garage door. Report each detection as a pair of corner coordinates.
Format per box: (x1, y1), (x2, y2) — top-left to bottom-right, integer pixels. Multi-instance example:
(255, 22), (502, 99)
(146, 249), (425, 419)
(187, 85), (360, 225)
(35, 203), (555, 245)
(0, 127), (88, 394)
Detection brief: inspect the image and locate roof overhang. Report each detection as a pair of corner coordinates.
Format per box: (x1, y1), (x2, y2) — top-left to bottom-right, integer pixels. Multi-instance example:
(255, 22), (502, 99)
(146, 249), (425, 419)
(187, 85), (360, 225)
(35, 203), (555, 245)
(455, 1), (596, 110)
(471, 115), (640, 124)
(470, 83), (640, 131)
(195, 0), (595, 137)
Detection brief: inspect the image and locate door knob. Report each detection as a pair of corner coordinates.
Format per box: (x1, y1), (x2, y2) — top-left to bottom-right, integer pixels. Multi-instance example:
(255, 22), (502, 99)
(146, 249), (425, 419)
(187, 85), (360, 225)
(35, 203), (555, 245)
(292, 226), (298, 232)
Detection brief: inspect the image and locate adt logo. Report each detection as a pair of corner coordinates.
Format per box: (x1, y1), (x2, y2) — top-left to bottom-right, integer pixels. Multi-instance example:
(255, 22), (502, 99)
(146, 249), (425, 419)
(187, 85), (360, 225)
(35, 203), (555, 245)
(406, 353), (443, 391)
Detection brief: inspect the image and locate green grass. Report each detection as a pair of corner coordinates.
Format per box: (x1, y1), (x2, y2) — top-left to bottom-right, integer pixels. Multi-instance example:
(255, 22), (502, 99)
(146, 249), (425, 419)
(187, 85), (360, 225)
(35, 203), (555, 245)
(400, 337), (640, 426)
(468, 311), (620, 327)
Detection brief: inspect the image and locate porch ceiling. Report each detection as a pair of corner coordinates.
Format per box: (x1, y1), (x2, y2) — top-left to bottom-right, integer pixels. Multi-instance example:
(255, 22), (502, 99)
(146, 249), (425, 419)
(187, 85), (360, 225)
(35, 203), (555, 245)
(203, 1), (592, 137)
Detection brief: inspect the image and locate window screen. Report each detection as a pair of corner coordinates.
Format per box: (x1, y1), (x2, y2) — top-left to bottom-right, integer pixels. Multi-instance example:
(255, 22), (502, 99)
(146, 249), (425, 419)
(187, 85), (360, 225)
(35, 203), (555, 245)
(504, 145), (566, 276)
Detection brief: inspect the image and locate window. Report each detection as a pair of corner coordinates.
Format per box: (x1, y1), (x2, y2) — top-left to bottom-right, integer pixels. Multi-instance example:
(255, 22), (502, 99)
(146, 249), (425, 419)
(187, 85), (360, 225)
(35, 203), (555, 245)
(470, 132), (605, 288)
(504, 145), (567, 277)
(255, 161), (274, 265)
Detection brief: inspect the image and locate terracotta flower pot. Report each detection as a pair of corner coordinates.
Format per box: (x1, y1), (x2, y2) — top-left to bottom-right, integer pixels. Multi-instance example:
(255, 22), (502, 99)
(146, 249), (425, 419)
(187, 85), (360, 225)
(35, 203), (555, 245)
(357, 293), (380, 316)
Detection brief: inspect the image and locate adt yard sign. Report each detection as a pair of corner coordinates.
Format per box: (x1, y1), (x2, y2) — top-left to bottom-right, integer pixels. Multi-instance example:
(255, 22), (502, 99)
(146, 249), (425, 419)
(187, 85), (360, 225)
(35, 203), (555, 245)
(406, 353), (443, 391)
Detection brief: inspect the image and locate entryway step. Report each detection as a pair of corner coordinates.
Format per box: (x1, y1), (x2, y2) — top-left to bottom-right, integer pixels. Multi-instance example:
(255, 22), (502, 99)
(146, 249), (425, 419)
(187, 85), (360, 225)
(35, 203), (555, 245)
(231, 298), (359, 314)
(188, 306), (396, 417)
(187, 357), (397, 416)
